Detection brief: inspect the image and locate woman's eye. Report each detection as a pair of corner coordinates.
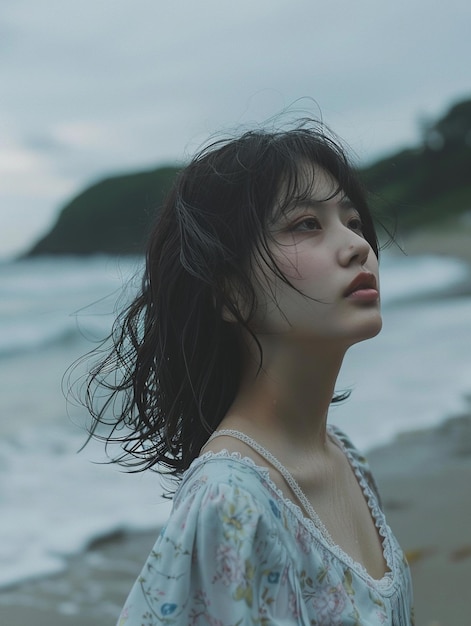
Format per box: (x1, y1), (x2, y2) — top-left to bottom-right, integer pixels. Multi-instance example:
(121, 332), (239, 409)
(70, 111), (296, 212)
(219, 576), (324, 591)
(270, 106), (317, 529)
(292, 217), (321, 232)
(348, 217), (364, 234)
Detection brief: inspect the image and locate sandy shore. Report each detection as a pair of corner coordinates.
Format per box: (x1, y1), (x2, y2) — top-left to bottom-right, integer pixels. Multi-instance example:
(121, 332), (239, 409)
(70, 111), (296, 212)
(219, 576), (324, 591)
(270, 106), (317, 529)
(368, 412), (471, 626)
(0, 530), (157, 626)
(396, 217), (471, 264)
(1, 411), (470, 626)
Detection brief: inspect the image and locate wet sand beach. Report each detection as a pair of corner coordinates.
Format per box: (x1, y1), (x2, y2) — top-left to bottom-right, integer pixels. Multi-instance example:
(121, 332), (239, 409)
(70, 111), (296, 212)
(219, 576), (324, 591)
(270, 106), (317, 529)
(398, 217), (471, 264)
(0, 530), (157, 626)
(369, 412), (471, 626)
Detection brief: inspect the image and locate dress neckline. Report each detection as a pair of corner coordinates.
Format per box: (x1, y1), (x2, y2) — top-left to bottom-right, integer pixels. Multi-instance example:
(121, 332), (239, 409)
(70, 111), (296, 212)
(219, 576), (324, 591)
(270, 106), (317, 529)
(206, 428), (335, 545)
(199, 425), (395, 588)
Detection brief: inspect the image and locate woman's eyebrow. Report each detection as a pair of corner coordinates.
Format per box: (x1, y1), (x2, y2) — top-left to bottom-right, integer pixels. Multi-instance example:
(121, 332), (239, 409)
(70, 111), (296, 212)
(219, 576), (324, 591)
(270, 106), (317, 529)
(289, 196), (356, 211)
(339, 197), (356, 210)
(271, 196), (357, 225)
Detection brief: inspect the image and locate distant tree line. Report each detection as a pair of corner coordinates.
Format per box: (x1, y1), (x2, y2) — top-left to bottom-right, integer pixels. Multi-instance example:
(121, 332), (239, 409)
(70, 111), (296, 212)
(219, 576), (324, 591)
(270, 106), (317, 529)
(361, 98), (471, 231)
(26, 98), (471, 256)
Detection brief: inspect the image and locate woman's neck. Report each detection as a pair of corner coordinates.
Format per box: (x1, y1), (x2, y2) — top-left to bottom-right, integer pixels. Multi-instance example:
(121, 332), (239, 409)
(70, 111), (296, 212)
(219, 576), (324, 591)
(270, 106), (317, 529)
(220, 335), (346, 461)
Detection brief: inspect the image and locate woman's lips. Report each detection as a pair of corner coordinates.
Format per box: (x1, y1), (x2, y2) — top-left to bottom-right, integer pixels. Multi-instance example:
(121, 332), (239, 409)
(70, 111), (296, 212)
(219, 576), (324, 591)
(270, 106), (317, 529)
(345, 288), (379, 301)
(343, 272), (379, 301)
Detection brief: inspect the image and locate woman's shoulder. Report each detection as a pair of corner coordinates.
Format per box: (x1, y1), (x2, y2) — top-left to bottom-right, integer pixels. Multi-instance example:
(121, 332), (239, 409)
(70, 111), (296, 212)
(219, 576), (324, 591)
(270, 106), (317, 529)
(174, 449), (274, 508)
(168, 450), (300, 543)
(119, 456), (307, 625)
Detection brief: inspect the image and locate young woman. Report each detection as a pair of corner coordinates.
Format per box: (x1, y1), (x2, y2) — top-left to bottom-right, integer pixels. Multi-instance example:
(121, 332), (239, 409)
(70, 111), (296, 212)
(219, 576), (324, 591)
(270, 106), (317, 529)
(85, 122), (414, 624)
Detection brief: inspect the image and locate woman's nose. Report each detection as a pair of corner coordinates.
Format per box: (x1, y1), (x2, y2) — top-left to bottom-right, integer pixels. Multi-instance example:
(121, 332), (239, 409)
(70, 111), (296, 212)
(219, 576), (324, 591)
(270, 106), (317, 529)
(338, 230), (371, 267)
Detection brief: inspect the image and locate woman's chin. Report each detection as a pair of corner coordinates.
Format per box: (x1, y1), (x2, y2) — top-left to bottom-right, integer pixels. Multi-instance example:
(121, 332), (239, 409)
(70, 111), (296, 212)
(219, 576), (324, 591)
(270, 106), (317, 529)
(349, 316), (383, 345)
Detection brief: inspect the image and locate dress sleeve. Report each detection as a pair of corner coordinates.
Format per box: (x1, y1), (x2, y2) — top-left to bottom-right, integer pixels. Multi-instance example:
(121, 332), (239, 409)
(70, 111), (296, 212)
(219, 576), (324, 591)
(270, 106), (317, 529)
(117, 471), (301, 625)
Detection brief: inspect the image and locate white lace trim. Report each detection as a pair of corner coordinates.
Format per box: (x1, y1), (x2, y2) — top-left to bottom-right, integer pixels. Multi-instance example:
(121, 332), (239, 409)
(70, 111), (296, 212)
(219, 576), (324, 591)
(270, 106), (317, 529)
(189, 426), (402, 594)
(328, 426), (397, 589)
(206, 428), (335, 545)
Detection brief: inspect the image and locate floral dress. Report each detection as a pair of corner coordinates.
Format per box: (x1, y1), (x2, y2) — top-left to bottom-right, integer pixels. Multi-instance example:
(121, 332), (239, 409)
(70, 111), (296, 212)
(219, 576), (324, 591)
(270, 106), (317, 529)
(117, 426), (414, 625)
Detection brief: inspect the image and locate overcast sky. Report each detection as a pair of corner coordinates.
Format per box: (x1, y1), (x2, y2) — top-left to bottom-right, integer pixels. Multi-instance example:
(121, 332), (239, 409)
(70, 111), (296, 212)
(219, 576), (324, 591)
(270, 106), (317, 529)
(1, 0), (470, 258)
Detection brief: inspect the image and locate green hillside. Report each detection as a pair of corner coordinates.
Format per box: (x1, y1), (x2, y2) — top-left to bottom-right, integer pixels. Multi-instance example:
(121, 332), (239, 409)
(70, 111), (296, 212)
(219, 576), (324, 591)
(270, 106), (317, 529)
(361, 98), (471, 230)
(26, 165), (180, 255)
(26, 97), (471, 256)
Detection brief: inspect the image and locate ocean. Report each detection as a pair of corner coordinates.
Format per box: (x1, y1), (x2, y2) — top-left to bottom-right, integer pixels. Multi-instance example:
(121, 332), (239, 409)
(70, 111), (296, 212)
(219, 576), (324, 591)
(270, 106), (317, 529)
(1, 253), (471, 591)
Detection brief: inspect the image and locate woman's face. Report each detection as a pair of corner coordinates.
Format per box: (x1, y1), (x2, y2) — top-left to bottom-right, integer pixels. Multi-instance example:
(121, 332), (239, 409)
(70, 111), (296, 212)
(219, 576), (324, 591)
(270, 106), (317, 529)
(248, 164), (382, 348)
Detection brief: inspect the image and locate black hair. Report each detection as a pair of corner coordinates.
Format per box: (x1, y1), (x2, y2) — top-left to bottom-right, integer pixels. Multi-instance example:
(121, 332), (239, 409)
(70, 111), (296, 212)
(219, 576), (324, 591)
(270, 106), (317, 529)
(81, 120), (379, 478)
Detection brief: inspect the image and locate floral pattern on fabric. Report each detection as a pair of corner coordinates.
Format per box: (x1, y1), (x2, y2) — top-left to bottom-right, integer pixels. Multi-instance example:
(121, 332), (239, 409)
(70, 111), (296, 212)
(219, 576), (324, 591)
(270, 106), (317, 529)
(118, 426), (414, 625)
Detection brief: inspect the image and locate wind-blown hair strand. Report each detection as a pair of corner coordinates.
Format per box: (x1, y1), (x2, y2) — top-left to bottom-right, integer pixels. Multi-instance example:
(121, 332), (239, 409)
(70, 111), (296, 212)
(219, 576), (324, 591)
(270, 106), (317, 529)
(81, 120), (379, 478)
